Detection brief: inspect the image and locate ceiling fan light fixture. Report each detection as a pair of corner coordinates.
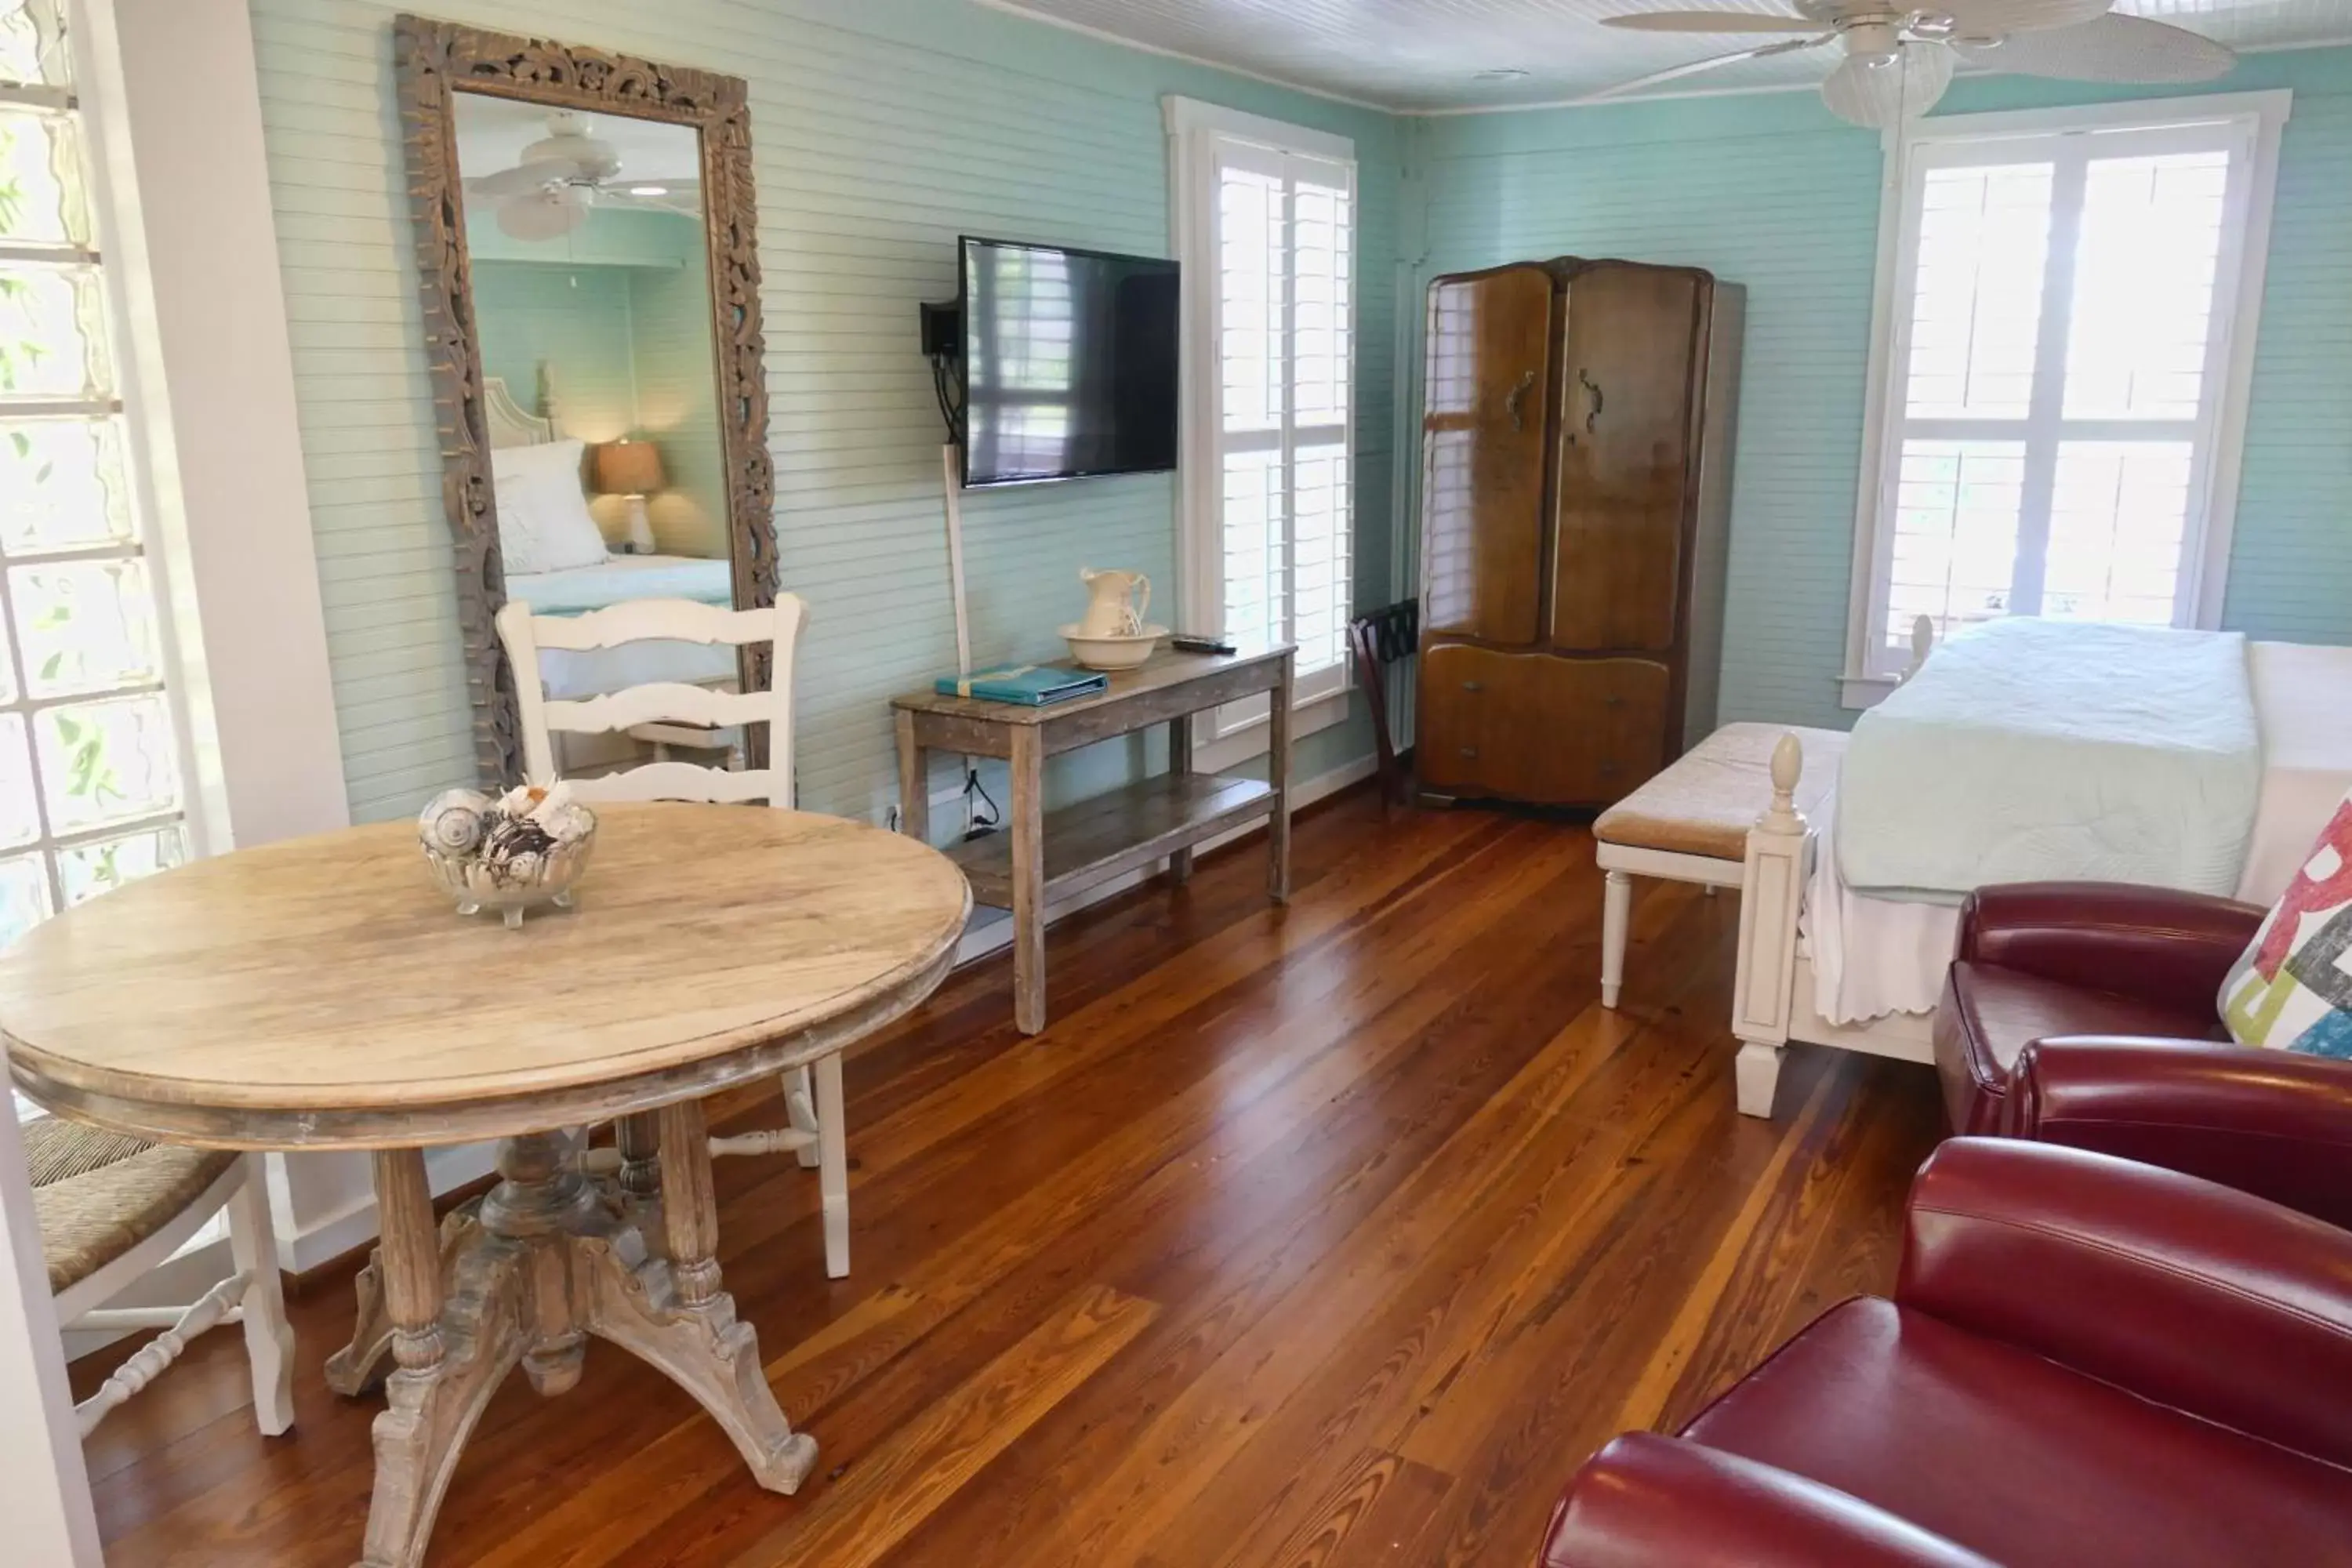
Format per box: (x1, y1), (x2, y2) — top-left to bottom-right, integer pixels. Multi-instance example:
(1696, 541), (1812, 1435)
(1843, 20), (1903, 64)
(1820, 40), (1954, 127)
(495, 184), (590, 242)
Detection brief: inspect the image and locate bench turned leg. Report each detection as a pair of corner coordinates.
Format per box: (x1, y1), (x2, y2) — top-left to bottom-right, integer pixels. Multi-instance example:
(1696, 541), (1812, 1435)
(1601, 869), (1632, 1010)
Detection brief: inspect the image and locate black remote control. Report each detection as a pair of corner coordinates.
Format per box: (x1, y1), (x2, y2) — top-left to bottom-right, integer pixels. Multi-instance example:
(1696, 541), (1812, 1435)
(1171, 634), (1237, 655)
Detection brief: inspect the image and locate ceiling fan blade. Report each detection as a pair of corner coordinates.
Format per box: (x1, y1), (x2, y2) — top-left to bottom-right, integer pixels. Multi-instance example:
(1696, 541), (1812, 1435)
(1578, 32), (1835, 101)
(468, 163), (570, 199)
(1601, 11), (1823, 32)
(1954, 13), (2235, 81)
(1932, 0), (2110, 34)
(1820, 42), (1955, 128)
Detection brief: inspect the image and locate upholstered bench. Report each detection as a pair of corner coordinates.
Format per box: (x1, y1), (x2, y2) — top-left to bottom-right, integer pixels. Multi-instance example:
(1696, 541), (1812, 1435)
(1592, 721), (1847, 1008)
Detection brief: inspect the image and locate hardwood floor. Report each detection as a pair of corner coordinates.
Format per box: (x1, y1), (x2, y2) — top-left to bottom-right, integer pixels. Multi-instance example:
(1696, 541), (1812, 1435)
(78, 788), (1945, 1566)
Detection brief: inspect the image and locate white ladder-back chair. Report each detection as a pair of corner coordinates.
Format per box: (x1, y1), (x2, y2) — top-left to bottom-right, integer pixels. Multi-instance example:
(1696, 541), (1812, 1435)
(27, 1126), (293, 1438)
(495, 595), (853, 1278)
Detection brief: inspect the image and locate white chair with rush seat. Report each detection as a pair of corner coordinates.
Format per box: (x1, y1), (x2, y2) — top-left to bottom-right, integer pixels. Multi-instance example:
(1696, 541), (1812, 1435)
(493, 595), (851, 1277)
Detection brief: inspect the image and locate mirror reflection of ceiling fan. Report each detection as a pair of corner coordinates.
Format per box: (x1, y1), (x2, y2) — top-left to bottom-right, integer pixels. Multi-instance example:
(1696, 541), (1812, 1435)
(1584, 0), (2236, 128)
(464, 112), (697, 240)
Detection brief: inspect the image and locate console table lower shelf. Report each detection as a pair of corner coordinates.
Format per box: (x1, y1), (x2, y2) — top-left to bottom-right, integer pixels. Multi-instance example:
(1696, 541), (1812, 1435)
(893, 644), (1296, 1033)
(948, 771), (1276, 906)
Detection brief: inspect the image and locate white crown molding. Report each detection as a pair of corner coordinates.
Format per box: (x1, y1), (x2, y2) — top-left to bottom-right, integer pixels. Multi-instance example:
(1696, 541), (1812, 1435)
(1163, 93), (1356, 156)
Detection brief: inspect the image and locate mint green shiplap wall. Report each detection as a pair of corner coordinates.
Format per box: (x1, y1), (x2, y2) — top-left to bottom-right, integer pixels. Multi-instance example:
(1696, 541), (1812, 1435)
(472, 263), (638, 448)
(247, 0), (1400, 823)
(1412, 45), (2352, 730)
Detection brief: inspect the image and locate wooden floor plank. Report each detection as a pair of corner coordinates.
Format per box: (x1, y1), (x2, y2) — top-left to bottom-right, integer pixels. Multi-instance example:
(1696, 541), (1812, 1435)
(78, 789), (1945, 1567)
(727, 1283), (1158, 1567)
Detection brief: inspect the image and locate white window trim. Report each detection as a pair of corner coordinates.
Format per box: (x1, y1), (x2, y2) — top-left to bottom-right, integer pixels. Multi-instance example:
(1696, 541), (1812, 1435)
(1164, 95), (1355, 760)
(1838, 89), (2291, 710)
(77, 0), (349, 841)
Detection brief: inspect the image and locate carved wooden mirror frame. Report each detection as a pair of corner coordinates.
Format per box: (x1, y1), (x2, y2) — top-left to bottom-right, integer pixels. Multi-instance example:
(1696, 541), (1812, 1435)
(393, 15), (776, 786)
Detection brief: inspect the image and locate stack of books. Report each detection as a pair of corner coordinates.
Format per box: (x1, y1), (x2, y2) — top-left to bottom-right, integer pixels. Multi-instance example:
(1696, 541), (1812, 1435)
(935, 664), (1109, 706)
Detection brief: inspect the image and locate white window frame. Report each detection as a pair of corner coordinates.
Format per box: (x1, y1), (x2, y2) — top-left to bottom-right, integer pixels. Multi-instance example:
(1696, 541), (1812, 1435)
(1839, 89), (2290, 709)
(1165, 95), (1355, 766)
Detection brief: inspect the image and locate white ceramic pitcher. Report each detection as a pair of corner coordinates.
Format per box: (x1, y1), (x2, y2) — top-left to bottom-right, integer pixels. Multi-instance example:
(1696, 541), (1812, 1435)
(1077, 568), (1151, 638)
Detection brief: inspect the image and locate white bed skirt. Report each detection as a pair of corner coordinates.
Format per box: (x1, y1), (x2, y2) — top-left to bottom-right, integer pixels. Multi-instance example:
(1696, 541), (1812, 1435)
(1801, 789), (1962, 1025)
(1799, 638), (2352, 1028)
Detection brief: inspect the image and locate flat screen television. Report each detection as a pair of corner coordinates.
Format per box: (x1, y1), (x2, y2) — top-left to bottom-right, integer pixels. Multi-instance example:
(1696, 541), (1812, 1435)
(956, 236), (1179, 488)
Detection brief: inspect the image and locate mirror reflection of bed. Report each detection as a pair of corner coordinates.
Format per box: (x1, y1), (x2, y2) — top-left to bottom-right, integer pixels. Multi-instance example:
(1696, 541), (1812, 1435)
(456, 93), (740, 776)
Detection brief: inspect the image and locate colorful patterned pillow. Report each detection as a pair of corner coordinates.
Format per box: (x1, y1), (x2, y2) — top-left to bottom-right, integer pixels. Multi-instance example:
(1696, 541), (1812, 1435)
(2220, 789), (2352, 1058)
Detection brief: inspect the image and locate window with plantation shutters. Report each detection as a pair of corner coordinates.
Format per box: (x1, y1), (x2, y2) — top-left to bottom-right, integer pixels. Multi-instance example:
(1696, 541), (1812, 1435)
(0, 0), (192, 950)
(1846, 94), (2285, 691)
(1167, 97), (1356, 746)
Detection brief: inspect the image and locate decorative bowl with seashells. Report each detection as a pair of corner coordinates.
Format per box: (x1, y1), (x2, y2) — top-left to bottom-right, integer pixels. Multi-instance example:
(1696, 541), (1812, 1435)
(417, 782), (597, 928)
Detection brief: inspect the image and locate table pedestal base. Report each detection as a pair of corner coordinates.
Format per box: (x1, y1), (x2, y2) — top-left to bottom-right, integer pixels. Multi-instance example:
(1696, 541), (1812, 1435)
(339, 1107), (813, 1568)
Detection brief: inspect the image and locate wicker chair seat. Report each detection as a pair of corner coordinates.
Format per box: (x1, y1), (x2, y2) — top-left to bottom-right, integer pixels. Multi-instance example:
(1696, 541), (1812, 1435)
(23, 1118), (238, 1296)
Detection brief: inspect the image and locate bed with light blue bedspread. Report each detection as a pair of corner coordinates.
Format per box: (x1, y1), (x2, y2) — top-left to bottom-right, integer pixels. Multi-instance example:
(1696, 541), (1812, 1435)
(1835, 619), (2263, 902)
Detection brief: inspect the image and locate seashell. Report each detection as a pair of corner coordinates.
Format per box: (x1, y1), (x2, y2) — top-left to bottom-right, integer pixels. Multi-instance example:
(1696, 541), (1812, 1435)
(542, 802), (596, 844)
(419, 789), (489, 855)
(496, 782), (547, 818)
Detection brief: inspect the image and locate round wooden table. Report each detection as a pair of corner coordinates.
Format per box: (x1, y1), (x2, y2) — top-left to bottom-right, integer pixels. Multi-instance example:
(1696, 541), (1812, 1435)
(0, 802), (970, 1568)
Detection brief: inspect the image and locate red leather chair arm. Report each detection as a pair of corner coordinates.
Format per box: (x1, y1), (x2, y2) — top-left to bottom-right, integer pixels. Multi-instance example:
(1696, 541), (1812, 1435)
(1540, 1434), (1995, 1568)
(2009, 1037), (2352, 1231)
(1954, 881), (2263, 1017)
(1898, 1138), (2352, 1469)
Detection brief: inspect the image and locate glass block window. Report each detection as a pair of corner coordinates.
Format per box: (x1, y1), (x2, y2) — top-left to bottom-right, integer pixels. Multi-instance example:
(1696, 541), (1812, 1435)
(0, 0), (187, 952)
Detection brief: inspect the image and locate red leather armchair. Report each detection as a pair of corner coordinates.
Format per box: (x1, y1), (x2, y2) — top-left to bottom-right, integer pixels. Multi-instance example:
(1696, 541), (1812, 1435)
(1933, 880), (2257, 1133)
(2009, 1033), (2352, 1232)
(1541, 1138), (2352, 1567)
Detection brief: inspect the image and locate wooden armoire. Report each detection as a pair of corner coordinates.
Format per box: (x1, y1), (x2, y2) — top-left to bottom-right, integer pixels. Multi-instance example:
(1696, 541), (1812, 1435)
(1415, 257), (1742, 808)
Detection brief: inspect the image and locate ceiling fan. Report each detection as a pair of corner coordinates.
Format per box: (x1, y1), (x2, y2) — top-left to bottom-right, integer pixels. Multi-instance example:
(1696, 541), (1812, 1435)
(1586, 0), (2236, 129)
(464, 112), (625, 241)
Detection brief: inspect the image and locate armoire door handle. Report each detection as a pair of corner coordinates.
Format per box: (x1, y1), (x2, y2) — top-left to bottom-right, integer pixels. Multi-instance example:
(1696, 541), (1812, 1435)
(1579, 368), (1605, 434)
(1503, 370), (1536, 433)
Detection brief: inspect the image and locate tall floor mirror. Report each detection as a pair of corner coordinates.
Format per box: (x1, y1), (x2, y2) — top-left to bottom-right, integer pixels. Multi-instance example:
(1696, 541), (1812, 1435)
(394, 17), (776, 785)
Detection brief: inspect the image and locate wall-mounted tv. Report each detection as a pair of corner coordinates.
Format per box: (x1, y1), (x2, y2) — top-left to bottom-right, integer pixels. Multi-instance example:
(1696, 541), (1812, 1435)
(953, 236), (1179, 488)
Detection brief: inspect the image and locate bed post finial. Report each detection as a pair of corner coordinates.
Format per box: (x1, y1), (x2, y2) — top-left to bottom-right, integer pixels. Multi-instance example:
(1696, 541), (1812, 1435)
(1904, 615), (1936, 682)
(1735, 729), (1812, 1120)
(1761, 731), (1805, 835)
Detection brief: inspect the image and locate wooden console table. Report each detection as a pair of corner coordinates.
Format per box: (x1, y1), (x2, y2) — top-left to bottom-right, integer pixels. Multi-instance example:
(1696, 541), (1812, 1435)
(893, 644), (1296, 1034)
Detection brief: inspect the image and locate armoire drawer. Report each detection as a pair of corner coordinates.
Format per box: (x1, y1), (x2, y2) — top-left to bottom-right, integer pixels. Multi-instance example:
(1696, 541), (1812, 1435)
(1417, 644), (1671, 806)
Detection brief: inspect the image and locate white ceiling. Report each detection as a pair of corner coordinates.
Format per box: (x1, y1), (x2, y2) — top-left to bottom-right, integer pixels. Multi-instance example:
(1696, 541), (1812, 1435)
(983, 0), (2352, 111)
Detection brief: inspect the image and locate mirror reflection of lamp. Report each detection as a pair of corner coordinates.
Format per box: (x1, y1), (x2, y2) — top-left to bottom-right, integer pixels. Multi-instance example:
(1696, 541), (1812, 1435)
(594, 439), (665, 554)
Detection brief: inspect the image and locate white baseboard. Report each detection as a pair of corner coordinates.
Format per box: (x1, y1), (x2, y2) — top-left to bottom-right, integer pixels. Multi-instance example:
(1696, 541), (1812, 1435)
(952, 753), (1375, 966)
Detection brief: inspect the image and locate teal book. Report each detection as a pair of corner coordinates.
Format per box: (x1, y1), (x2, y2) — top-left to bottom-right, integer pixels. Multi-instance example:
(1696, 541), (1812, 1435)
(935, 663), (1109, 706)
